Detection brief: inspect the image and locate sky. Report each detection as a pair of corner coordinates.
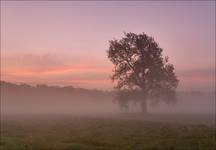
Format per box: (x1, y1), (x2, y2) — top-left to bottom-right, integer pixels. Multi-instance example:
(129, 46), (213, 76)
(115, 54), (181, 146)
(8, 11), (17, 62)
(1, 1), (215, 91)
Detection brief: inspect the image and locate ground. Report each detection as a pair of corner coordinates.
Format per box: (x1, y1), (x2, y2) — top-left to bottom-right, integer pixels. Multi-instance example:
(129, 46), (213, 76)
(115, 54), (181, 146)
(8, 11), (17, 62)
(0, 114), (215, 150)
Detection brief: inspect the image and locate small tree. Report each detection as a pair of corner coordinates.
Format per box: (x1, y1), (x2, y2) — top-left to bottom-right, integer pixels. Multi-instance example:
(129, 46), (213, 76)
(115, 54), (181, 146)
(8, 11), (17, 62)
(107, 32), (179, 113)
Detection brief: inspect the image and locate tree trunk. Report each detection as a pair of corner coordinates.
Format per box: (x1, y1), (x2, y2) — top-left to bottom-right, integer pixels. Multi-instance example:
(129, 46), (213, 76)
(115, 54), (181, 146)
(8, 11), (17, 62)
(141, 100), (147, 114)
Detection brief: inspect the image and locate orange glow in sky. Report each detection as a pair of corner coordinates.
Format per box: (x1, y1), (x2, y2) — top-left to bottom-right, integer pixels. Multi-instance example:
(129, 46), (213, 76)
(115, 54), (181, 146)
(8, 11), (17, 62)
(1, 1), (215, 91)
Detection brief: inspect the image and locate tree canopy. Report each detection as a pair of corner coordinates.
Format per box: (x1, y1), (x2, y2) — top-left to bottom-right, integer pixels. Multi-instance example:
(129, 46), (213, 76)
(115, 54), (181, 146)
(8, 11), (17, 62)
(107, 32), (179, 112)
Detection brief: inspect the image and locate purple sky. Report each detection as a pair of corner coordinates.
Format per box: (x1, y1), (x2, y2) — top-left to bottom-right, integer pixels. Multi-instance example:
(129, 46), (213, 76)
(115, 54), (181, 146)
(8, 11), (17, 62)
(1, 1), (215, 91)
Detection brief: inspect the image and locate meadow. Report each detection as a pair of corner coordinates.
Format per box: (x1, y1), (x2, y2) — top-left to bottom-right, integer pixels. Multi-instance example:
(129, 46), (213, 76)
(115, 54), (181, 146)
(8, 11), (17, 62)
(1, 114), (215, 150)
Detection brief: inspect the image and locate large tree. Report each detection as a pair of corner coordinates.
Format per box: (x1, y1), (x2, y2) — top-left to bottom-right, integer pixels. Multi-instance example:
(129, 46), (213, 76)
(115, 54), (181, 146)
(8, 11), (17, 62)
(107, 32), (179, 113)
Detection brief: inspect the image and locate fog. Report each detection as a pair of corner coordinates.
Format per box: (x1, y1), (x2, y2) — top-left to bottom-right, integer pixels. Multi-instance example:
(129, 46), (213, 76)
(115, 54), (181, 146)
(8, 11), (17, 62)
(1, 81), (214, 115)
(1, 81), (215, 125)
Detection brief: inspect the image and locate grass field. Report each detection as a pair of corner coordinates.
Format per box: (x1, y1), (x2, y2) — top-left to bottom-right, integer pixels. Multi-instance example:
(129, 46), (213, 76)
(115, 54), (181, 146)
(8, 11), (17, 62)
(0, 114), (215, 150)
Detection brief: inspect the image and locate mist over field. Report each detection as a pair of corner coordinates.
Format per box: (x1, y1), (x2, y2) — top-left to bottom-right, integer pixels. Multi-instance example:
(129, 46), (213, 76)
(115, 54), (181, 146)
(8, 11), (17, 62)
(1, 81), (215, 125)
(1, 81), (215, 149)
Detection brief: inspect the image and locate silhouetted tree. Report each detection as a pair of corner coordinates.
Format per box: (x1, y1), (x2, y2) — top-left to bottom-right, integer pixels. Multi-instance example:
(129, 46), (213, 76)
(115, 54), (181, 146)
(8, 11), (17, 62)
(107, 32), (179, 113)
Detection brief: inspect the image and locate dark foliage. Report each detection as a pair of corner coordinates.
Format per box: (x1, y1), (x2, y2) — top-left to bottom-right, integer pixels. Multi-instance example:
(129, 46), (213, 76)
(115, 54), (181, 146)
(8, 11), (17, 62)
(107, 32), (179, 112)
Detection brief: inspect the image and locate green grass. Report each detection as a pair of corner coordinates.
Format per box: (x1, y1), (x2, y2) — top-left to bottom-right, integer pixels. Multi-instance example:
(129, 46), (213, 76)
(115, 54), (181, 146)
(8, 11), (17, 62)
(0, 115), (215, 150)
